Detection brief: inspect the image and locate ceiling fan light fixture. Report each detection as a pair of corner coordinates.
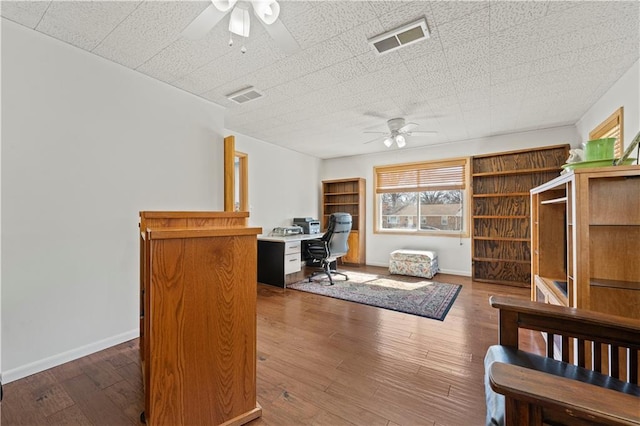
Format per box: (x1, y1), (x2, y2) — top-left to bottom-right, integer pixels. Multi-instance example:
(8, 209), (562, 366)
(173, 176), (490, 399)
(229, 6), (250, 37)
(212, 0), (237, 12)
(383, 137), (393, 148)
(252, 0), (280, 25)
(395, 134), (406, 148)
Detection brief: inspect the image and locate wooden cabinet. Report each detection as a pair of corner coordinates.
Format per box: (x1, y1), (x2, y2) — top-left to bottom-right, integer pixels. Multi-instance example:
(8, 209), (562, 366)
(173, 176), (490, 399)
(322, 178), (365, 265)
(530, 166), (640, 320)
(139, 211), (262, 426)
(471, 145), (569, 286)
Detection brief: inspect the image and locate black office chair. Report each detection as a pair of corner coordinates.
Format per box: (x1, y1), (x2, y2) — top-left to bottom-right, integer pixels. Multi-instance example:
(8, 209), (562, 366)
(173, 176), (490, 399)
(305, 212), (352, 285)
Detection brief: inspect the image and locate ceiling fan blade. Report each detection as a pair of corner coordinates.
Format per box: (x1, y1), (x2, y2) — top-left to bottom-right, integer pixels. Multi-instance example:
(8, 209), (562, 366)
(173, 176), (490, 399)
(410, 130), (438, 134)
(363, 111), (387, 119)
(398, 122), (419, 133)
(258, 18), (300, 54)
(363, 131), (388, 134)
(182, 4), (228, 40)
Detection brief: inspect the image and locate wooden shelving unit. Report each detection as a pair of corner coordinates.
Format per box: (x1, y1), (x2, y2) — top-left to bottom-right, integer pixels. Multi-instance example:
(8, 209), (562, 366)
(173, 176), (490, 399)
(471, 144), (569, 287)
(322, 178), (365, 265)
(530, 165), (640, 320)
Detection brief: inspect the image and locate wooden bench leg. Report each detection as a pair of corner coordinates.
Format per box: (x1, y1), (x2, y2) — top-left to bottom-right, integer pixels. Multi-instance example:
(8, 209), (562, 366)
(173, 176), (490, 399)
(505, 397), (543, 425)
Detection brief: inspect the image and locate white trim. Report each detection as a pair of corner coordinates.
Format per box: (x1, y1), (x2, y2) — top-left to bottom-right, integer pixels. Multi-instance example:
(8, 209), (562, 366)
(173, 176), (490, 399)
(2, 329), (139, 384)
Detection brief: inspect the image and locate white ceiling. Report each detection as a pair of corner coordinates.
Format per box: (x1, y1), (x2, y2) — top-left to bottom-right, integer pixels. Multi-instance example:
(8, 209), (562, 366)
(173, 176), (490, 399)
(2, 1), (639, 159)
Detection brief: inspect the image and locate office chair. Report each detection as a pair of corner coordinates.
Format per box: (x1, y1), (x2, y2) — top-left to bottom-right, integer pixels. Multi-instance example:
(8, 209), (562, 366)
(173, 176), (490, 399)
(305, 212), (352, 285)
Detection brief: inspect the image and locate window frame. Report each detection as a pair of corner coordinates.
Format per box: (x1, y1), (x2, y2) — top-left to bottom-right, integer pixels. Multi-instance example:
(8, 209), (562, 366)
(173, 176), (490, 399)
(373, 157), (471, 237)
(589, 106), (624, 159)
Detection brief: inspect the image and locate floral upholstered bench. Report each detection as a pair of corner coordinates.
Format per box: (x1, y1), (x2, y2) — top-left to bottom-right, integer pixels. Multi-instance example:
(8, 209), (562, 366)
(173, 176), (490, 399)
(389, 249), (439, 279)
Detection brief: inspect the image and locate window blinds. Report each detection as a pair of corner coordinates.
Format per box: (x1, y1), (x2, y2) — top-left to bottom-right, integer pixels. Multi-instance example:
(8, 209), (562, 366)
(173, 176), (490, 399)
(375, 159), (467, 193)
(590, 107), (623, 159)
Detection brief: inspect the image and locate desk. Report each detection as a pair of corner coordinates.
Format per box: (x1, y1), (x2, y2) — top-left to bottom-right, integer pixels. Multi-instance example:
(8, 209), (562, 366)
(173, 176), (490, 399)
(257, 233), (322, 288)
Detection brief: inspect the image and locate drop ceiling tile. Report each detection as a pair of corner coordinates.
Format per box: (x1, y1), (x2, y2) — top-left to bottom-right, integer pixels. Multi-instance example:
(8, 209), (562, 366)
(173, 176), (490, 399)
(324, 57), (369, 83)
(413, 82), (458, 100)
(429, 1), (489, 27)
(404, 56), (451, 83)
(281, 1), (377, 50)
(298, 36), (353, 71)
(491, 63), (531, 85)
(376, 2), (432, 32)
(368, 0), (410, 17)
(337, 18), (386, 56)
(405, 49), (449, 75)
(1, 0), (50, 28)
(356, 50), (404, 73)
(546, 1), (582, 15)
(93, 1), (206, 69)
(491, 47), (535, 71)
(489, 1), (548, 33)
(443, 35), (491, 67)
(529, 51), (580, 75)
(279, 1), (318, 18)
(315, 1), (379, 35)
(454, 73), (491, 94)
(137, 38), (226, 83)
(35, 1), (141, 51)
(449, 57), (490, 82)
(489, 22), (540, 56)
(437, 7), (490, 48)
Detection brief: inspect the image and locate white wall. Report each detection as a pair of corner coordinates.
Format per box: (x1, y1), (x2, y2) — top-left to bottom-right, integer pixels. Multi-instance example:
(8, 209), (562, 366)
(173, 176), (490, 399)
(576, 59), (640, 151)
(321, 126), (580, 275)
(1, 19), (227, 382)
(231, 132), (321, 234)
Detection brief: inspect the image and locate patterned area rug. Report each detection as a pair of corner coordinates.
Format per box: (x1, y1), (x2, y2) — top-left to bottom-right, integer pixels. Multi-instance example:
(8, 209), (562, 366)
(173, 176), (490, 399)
(288, 271), (461, 321)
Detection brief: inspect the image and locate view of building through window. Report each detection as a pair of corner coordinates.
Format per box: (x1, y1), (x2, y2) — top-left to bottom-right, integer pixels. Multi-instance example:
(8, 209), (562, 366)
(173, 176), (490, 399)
(379, 190), (463, 232)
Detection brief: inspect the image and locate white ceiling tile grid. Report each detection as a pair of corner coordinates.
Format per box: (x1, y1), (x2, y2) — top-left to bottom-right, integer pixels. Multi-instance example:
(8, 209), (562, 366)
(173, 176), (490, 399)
(2, 0), (638, 159)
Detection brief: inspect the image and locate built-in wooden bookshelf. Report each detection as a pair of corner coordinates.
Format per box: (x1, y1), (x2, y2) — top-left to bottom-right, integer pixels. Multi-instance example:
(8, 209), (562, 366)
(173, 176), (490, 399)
(322, 178), (365, 265)
(530, 165), (640, 320)
(471, 145), (569, 287)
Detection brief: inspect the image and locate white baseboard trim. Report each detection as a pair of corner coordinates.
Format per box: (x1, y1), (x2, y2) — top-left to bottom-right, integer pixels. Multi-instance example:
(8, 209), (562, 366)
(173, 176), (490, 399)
(363, 262), (471, 277)
(2, 329), (139, 384)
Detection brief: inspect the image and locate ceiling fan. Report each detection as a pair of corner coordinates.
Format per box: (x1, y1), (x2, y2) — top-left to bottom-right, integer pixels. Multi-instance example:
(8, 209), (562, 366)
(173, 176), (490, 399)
(182, 0), (300, 54)
(364, 118), (437, 148)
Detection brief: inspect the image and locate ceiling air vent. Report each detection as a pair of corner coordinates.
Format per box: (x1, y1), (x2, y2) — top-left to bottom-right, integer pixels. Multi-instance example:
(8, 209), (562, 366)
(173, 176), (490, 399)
(226, 86), (263, 104)
(368, 17), (430, 55)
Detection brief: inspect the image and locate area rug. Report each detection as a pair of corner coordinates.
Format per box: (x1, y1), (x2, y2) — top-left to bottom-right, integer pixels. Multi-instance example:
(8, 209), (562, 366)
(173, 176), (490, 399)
(288, 272), (461, 321)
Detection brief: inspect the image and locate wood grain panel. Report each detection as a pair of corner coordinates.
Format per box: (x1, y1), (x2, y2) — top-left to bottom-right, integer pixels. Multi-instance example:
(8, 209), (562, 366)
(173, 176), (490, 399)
(473, 172), (560, 194)
(473, 196), (529, 216)
(589, 176), (640, 224)
(474, 240), (531, 262)
(472, 146), (568, 173)
(341, 231), (360, 265)
(148, 235), (258, 425)
(474, 218), (530, 239)
(473, 260), (531, 285)
(589, 226), (640, 283)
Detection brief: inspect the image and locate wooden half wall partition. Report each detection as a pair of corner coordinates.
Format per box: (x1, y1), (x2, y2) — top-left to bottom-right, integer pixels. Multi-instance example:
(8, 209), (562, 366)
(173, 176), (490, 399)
(139, 210), (262, 425)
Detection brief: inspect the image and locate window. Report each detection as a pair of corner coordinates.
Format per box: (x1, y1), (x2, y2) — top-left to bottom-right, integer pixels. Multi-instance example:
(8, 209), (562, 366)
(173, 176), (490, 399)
(590, 107), (623, 159)
(374, 158), (470, 236)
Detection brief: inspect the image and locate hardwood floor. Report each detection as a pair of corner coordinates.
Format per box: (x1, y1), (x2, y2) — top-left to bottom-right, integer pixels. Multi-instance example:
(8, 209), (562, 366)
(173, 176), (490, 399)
(1, 266), (543, 425)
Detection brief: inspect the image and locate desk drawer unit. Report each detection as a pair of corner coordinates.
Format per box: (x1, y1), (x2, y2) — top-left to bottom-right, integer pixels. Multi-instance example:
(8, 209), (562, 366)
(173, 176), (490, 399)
(258, 239), (304, 287)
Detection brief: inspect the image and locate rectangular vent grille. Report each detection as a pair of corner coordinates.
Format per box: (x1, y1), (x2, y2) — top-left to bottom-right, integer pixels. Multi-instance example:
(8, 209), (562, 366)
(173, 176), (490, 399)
(368, 18), (430, 55)
(226, 86), (263, 104)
